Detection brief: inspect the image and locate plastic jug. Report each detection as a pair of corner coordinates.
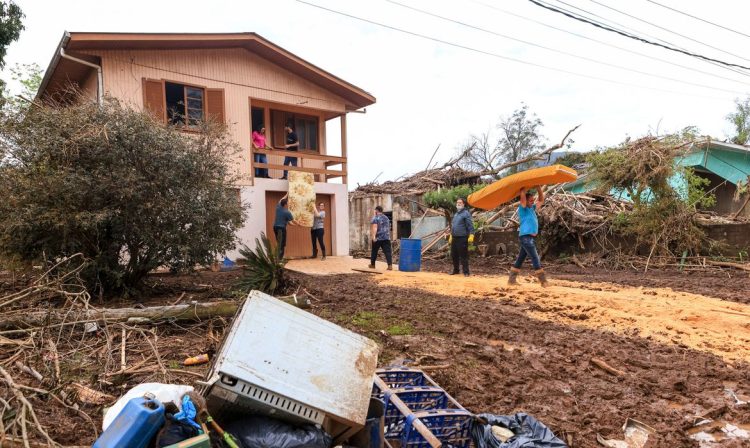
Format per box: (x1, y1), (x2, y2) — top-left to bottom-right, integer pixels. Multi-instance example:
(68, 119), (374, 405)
(93, 394), (165, 448)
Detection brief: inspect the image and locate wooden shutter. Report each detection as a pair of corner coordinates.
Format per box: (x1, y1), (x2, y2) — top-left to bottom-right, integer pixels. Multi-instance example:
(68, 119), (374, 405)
(205, 88), (225, 124)
(142, 78), (166, 122)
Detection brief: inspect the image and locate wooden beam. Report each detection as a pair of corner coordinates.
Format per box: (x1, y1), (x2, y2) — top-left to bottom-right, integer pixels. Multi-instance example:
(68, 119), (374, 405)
(252, 148), (346, 163)
(341, 114), (348, 185)
(254, 163), (345, 177)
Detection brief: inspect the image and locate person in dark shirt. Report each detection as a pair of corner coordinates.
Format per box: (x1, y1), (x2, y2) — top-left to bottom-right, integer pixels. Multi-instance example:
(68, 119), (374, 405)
(273, 194), (298, 258)
(281, 124), (299, 180)
(449, 197), (474, 276)
(369, 206), (393, 270)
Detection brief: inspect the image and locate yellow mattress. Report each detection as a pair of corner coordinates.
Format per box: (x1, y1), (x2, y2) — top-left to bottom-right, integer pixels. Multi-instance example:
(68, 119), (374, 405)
(287, 171), (316, 227)
(468, 164), (578, 210)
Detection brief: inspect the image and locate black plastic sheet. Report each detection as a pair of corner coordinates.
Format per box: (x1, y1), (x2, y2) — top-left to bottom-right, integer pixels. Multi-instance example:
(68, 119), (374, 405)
(471, 412), (567, 448)
(221, 416), (332, 448)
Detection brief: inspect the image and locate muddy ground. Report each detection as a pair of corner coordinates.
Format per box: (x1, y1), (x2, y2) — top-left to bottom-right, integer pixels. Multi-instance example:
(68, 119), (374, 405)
(422, 256), (750, 305)
(2, 262), (749, 447)
(294, 266), (750, 448)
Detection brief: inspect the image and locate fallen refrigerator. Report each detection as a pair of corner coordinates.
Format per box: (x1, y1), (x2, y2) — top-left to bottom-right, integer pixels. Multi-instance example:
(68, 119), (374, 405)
(201, 290), (380, 442)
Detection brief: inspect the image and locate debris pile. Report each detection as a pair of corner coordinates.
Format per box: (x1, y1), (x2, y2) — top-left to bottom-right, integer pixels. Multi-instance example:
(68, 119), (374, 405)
(351, 166), (481, 197)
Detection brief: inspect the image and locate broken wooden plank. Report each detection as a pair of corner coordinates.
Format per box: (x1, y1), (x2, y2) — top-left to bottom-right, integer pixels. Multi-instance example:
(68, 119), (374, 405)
(590, 357), (626, 377)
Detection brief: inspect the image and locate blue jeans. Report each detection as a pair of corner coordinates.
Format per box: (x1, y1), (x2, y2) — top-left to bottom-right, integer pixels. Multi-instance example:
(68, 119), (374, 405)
(254, 153), (268, 178)
(282, 155), (298, 179)
(513, 235), (541, 270)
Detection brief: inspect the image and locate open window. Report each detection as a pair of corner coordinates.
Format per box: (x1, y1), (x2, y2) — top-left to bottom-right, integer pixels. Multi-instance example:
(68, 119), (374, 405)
(270, 109), (319, 151)
(165, 82), (204, 126)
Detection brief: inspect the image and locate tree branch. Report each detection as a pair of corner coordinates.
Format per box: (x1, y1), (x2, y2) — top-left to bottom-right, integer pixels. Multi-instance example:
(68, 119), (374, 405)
(478, 124), (581, 177)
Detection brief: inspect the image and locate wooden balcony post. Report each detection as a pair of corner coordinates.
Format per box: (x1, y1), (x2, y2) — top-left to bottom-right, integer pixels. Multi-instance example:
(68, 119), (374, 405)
(341, 114), (348, 185)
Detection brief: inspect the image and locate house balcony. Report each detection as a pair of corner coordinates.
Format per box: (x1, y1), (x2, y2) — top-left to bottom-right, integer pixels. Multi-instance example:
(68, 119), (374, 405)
(251, 148), (347, 184)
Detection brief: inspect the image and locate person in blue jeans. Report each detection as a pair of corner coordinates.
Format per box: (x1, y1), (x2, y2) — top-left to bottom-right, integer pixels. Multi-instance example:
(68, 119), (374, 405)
(508, 185), (548, 287)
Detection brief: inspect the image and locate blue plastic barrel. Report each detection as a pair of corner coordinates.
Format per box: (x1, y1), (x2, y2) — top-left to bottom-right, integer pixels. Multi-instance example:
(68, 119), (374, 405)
(399, 238), (422, 272)
(93, 395), (165, 448)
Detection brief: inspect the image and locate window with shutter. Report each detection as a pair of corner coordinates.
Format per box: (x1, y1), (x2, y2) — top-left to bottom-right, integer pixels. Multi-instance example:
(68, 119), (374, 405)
(142, 78), (166, 122)
(206, 89), (225, 125)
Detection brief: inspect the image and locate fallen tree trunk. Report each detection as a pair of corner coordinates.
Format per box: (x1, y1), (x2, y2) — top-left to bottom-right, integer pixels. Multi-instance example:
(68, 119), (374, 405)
(706, 260), (750, 272)
(0, 296), (309, 333)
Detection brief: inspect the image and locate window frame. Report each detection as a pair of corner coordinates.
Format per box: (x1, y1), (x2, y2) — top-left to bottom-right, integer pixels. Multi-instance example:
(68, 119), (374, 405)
(164, 80), (206, 129)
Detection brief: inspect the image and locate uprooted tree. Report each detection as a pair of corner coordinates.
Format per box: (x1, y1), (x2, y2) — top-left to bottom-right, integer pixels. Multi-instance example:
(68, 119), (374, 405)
(0, 94), (247, 295)
(583, 131), (716, 261)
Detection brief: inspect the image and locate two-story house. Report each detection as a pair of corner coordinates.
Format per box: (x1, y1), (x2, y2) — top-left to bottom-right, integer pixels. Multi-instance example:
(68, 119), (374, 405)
(36, 32), (375, 259)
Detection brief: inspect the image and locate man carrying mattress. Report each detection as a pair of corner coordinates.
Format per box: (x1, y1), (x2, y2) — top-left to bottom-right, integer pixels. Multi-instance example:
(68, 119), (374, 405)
(508, 186), (548, 287)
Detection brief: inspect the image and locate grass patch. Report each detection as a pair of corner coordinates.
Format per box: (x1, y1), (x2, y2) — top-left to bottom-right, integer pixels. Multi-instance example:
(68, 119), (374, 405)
(387, 323), (414, 336)
(350, 311), (414, 336)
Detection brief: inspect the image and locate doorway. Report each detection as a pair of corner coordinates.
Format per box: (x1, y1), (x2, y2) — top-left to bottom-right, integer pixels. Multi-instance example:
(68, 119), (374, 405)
(265, 192), (333, 258)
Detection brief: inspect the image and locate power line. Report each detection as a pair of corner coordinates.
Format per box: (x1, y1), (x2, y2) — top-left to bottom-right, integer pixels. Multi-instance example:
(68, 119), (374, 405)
(644, 0), (750, 40)
(546, 0), (750, 79)
(385, 0), (747, 94)
(585, 0), (750, 63)
(468, 0), (750, 87)
(295, 0), (734, 101)
(527, 0), (750, 71)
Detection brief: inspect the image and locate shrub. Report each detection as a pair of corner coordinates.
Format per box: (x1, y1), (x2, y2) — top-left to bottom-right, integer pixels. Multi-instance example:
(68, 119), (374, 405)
(236, 233), (287, 295)
(423, 184), (486, 214)
(0, 95), (246, 294)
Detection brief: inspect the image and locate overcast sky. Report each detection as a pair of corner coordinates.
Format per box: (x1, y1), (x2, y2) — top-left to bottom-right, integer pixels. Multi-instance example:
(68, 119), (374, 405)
(4, 0), (750, 187)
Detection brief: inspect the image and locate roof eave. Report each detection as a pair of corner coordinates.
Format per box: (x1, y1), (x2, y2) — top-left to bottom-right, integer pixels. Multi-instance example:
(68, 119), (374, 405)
(36, 31), (71, 100)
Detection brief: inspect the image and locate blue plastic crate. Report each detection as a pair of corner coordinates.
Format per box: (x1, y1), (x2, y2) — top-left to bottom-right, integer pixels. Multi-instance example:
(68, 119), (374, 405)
(375, 368), (436, 390)
(382, 386), (451, 437)
(402, 409), (473, 448)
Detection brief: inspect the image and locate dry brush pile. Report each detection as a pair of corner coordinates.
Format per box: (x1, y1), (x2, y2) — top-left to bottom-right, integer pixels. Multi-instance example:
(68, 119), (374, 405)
(0, 255), (233, 446)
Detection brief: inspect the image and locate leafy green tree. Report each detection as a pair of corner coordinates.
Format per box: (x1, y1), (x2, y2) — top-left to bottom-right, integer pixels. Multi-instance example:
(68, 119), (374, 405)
(2, 62), (42, 109)
(0, 1), (24, 89)
(726, 97), (750, 145)
(461, 104), (545, 177)
(0, 95), (246, 295)
(555, 151), (588, 168)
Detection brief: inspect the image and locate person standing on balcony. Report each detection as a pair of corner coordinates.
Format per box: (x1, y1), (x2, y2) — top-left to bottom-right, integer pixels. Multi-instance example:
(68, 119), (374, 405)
(281, 123), (299, 180)
(449, 197), (474, 277)
(252, 125), (270, 179)
(273, 194), (298, 259)
(310, 201), (326, 260)
(369, 206), (393, 270)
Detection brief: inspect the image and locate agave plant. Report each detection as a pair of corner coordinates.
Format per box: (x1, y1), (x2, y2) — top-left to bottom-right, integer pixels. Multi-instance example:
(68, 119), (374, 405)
(236, 233), (287, 294)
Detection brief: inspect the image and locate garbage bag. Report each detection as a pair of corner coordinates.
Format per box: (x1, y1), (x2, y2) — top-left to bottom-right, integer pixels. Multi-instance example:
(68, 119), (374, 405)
(471, 413), (567, 448)
(222, 416), (332, 448)
(155, 415), (201, 447)
(103, 383), (194, 431)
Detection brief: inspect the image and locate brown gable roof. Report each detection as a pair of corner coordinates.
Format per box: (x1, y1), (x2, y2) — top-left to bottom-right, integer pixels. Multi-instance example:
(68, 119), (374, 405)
(38, 32), (376, 109)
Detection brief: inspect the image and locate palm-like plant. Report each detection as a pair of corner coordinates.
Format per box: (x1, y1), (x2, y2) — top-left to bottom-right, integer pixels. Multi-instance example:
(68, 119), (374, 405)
(236, 233), (287, 295)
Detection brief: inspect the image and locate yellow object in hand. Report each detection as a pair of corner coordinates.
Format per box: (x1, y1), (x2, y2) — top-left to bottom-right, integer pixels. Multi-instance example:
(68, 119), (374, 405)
(468, 234), (475, 244)
(448, 235), (453, 244)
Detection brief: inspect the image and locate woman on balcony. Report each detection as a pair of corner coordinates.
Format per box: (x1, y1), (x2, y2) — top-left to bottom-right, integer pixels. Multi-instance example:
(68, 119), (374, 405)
(252, 125), (270, 179)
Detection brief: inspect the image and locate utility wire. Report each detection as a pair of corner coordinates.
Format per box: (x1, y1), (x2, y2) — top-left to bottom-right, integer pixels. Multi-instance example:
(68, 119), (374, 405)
(645, 0), (750, 41)
(547, 0), (750, 79)
(295, 0), (733, 100)
(527, 0), (750, 71)
(386, 0), (747, 94)
(469, 0), (750, 86)
(586, 0), (750, 63)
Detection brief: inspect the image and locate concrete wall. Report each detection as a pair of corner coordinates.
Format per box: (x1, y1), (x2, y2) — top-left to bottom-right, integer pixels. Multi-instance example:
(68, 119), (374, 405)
(349, 194), (422, 251)
(411, 216), (448, 251)
(703, 222), (750, 255)
(228, 179), (349, 259)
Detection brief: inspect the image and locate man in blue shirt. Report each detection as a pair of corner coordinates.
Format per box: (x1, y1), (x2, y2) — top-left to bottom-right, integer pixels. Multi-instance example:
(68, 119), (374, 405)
(508, 186), (548, 287)
(368, 206), (393, 270)
(449, 197), (474, 276)
(273, 194), (298, 258)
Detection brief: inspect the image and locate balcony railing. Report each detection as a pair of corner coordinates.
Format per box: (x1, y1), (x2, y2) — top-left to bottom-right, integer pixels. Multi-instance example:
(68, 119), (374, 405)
(252, 148), (347, 183)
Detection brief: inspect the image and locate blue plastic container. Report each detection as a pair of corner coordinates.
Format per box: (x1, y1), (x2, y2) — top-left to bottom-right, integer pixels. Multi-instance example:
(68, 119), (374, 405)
(398, 238), (422, 272)
(93, 395), (165, 448)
